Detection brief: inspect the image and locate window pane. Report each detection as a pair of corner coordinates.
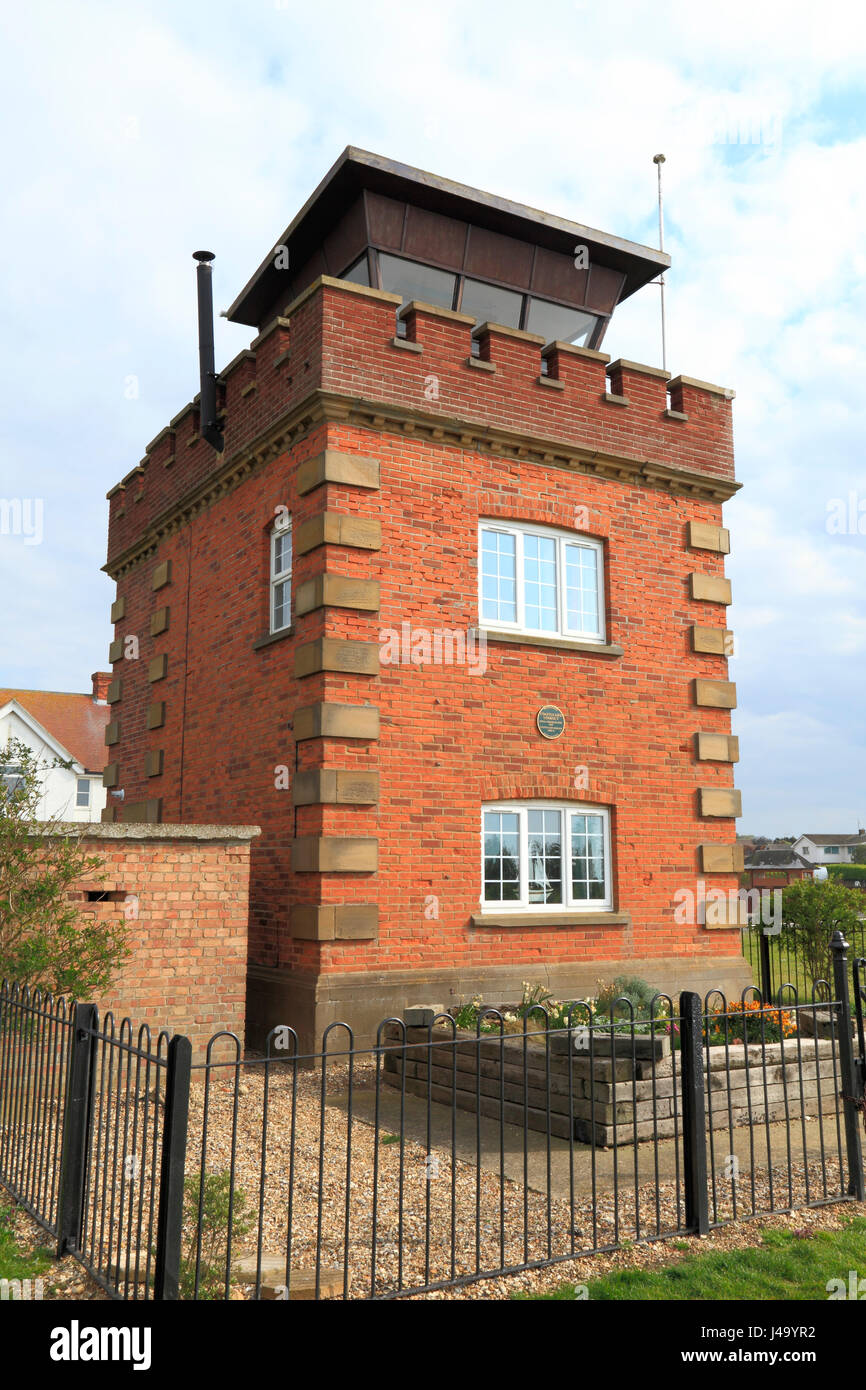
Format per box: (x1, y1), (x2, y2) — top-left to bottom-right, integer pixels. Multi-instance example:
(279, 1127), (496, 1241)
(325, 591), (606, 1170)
(523, 534), (557, 632)
(273, 529), (292, 577)
(340, 254), (369, 286)
(526, 299), (597, 346)
(76, 779), (90, 807)
(480, 530), (517, 623)
(461, 278), (523, 330)
(527, 809), (562, 905)
(1, 765), (25, 798)
(483, 811), (520, 902)
(564, 542), (600, 634)
(378, 254), (456, 310)
(272, 579), (291, 631)
(570, 812), (607, 902)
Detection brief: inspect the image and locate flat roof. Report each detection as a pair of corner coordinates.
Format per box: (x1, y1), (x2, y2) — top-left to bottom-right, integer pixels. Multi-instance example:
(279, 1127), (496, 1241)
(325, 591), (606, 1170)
(226, 147), (670, 327)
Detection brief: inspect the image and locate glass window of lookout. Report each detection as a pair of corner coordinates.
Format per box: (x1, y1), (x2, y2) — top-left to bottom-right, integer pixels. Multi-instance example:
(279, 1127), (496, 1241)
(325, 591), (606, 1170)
(224, 151), (669, 354)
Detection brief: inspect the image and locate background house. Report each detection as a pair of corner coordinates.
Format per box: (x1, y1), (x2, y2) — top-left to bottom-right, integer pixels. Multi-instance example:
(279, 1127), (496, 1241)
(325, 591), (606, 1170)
(793, 832), (866, 866)
(741, 841), (812, 889)
(0, 673), (111, 821)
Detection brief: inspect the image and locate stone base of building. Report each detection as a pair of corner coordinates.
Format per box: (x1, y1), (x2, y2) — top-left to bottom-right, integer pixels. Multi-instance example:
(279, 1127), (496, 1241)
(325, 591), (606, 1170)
(246, 954), (755, 1054)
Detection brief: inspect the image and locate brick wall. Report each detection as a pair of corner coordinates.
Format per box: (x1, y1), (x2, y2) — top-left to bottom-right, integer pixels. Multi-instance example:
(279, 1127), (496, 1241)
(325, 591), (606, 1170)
(67, 824), (258, 1053)
(102, 276), (747, 1045)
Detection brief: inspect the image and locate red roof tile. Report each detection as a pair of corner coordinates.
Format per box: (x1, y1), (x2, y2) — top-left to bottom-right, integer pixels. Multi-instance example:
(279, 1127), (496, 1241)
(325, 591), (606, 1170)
(0, 688), (109, 772)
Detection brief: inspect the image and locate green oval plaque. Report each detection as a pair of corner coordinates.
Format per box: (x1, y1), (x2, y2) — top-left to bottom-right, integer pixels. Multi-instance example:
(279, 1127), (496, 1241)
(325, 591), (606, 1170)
(536, 705), (565, 740)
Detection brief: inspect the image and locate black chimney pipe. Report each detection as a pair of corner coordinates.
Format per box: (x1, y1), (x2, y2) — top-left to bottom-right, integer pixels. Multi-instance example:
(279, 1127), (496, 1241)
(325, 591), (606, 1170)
(193, 251), (224, 453)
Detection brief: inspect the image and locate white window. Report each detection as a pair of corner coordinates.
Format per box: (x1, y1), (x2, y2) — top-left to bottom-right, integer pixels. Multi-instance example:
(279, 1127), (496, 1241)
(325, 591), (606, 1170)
(478, 521), (604, 642)
(481, 802), (612, 911)
(76, 778), (91, 808)
(0, 761), (25, 798)
(270, 516), (292, 633)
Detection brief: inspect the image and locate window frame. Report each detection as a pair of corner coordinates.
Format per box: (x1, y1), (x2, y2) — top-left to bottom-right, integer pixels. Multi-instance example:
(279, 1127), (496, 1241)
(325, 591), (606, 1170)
(480, 800), (613, 912)
(75, 777), (91, 808)
(477, 520), (606, 644)
(269, 515), (293, 635)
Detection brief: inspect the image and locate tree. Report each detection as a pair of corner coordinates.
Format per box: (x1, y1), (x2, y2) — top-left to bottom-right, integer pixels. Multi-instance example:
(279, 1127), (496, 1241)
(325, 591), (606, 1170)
(780, 877), (863, 989)
(0, 738), (129, 995)
(850, 842), (866, 866)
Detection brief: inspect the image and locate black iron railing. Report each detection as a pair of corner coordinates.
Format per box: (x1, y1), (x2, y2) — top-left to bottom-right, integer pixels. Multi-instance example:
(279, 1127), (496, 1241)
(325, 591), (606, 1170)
(1, 933), (864, 1300)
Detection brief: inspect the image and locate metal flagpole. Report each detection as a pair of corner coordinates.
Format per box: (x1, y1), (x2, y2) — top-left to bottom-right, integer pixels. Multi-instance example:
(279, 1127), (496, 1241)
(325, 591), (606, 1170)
(653, 153), (667, 372)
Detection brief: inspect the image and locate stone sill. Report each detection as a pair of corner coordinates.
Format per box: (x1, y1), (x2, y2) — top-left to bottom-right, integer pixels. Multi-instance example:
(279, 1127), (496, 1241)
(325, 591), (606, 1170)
(389, 337), (423, 353)
(478, 628), (623, 657)
(471, 911), (630, 928)
(253, 626), (294, 651)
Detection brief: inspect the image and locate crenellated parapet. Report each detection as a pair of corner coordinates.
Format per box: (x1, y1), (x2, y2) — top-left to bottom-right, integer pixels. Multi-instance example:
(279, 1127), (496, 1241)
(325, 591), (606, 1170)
(105, 277), (736, 577)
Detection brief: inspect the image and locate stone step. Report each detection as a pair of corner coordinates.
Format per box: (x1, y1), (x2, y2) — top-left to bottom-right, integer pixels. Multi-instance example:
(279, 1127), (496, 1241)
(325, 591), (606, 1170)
(232, 1255), (344, 1300)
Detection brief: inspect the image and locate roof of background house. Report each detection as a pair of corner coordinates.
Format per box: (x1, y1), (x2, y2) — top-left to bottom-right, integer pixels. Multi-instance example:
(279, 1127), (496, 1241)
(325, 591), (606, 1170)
(0, 689), (109, 773)
(797, 833), (866, 845)
(743, 843), (813, 870)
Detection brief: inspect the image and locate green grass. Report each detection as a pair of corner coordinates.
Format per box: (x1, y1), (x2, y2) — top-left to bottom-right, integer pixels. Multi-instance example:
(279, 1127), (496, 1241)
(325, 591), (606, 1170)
(0, 1202), (53, 1286)
(739, 932), (860, 1007)
(512, 1215), (866, 1300)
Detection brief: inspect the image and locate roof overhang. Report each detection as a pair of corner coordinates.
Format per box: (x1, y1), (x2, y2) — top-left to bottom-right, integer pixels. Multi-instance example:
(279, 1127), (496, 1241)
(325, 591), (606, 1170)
(226, 147), (670, 328)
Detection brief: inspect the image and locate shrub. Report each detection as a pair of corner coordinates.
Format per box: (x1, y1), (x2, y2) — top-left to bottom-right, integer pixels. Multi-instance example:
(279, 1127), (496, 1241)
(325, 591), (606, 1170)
(594, 975), (660, 1022)
(826, 865), (866, 885)
(781, 878), (863, 987)
(179, 1171), (253, 1301)
(0, 738), (129, 996)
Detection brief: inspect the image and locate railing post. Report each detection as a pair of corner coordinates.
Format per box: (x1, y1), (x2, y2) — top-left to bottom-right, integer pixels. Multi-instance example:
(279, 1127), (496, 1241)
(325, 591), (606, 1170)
(759, 926), (773, 1003)
(153, 1034), (192, 1300)
(679, 991), (709, 1235)
(831, 930), (865, 1200)
(56, 1002), (98, 1257)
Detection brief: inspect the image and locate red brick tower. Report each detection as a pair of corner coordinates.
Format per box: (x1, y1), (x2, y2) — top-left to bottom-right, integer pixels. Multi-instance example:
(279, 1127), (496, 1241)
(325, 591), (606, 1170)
(102, 149), (746, 1046)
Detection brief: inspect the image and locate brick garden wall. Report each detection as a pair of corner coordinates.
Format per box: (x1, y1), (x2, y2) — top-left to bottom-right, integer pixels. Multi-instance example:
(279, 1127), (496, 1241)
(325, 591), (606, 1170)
(66, 824), (258, 1053)
(101, 276), (747, 1045)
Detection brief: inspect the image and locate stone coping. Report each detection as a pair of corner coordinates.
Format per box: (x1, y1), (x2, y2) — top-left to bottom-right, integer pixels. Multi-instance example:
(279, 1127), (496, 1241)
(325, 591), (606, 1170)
(32, 822), (261, 842)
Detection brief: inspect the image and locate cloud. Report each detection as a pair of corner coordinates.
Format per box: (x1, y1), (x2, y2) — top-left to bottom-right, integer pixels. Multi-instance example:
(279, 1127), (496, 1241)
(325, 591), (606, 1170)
(0, 0), (864, 832)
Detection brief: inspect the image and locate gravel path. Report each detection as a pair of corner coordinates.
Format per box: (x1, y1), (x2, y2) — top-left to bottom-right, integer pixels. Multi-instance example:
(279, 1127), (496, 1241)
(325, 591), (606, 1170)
(183, 1055), (855, 1300)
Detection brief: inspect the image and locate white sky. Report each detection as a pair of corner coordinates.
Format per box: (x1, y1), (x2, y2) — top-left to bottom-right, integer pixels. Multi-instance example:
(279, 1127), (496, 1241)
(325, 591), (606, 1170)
(1, 0), (864, 833)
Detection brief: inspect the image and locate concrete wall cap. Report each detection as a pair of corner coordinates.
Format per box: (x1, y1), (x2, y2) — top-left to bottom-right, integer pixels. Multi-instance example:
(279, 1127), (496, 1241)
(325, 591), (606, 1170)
(398, 300), (476, 326)
(145, 425), (176, 455)
(541, 341), (611, 364)
(250, 316), (292, 350)
(607, 358), (671, 381)
(472, 321), (546, 345)
(168, 402), (195, 430)
(669, 373), (736, 400)
(284, 274), (403, 318)
(218, 349), (256, 381)
(32, 822), (262, 842)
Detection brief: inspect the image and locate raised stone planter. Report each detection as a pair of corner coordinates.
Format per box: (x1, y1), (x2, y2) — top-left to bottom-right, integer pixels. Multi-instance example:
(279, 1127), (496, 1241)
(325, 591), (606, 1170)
(382, 1022), (841, 1147)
